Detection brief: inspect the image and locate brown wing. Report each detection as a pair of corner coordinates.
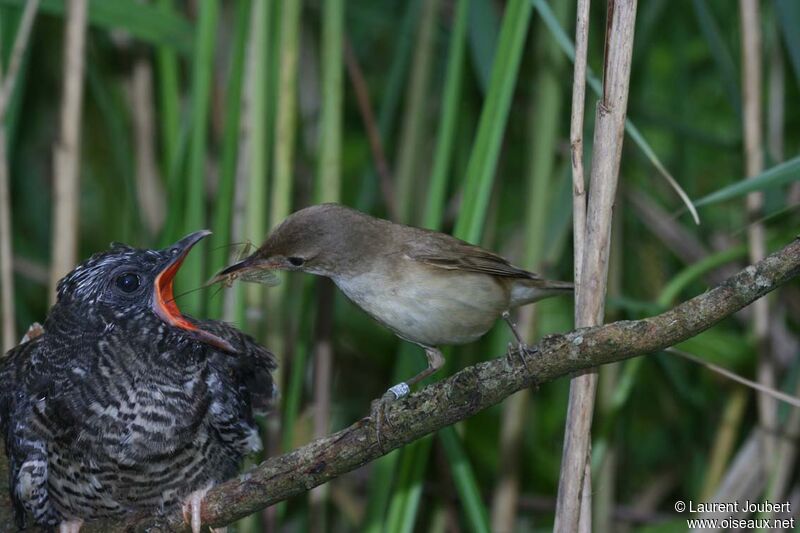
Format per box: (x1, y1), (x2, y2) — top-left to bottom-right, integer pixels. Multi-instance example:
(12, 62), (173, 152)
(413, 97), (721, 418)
(404, 231), (540, 280)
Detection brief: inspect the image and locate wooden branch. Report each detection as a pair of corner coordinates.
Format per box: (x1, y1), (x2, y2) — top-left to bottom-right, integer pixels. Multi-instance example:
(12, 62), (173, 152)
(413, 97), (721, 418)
(35, 236), (794, 532)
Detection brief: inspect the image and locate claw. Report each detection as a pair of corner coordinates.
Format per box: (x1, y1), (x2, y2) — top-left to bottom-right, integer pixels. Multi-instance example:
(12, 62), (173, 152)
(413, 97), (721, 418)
(371, 388), (403, 453)
(502, 311), (540, 374)
(183, 485), (224, 533)
(369, 346), (444, 453)
(507, 342), (541, 390)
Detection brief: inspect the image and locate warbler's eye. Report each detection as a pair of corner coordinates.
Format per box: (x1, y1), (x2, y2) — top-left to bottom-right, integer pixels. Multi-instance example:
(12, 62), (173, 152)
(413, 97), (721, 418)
(115, 272), (141, 293)
(288, 257), (304, 267)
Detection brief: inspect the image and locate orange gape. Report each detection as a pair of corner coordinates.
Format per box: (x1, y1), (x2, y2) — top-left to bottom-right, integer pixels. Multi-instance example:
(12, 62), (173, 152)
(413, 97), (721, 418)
(155, 258), (199, 332)
(153, 250), (235, 353)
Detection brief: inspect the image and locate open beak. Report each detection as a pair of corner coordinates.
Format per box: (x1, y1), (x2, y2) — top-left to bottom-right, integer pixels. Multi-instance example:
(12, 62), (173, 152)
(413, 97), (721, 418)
(153, 230), (236, 353)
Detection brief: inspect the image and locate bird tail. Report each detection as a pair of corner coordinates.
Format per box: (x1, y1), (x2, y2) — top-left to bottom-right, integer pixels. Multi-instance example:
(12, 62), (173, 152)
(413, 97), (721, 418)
(510, 278), (574, 307)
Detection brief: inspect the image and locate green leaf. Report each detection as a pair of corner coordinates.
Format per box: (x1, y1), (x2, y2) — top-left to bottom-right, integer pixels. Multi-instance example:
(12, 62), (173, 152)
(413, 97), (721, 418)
(179, 0), (218, 314)
(439, 427), (491, 533)
(693, 155), (800, 207)
(0, 0), (193, 53)
(454, 0), (532, 242)
(467, 0), (500, 93)
(423, 0), (469, 230)
(207, 0), (251, 317)
(355, 0), (421, 212)
(690, 0), (741, 114)
(674, 329), (751, 370)
(385, 437), (433, 533)
(776, 0), (800, 86)
(656, 245), (748, 307)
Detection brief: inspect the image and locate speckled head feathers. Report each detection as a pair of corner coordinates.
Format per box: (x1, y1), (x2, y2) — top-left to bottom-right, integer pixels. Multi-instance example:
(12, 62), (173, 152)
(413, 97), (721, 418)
(55, 243), (166, 306)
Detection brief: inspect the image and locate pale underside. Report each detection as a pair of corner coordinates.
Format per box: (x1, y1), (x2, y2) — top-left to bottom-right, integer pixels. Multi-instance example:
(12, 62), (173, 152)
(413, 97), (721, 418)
(332, 255), (514, 348)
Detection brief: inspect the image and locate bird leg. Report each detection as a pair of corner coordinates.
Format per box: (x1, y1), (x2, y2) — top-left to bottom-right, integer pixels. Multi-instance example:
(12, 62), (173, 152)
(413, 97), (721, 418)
(500, 311), (537, 354)
(58, 520), (83, 533)
(501, 310), (526, 347)
(404, 347), (445, 389)
(182, 484), (227, 533)
(372, 347), (445, 450)
(380, 346), (445, 402)
(501, 311), (538, 365)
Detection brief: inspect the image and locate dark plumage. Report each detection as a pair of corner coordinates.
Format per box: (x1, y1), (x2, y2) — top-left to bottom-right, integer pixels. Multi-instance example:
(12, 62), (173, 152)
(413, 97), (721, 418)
(0, 231), (276, 531)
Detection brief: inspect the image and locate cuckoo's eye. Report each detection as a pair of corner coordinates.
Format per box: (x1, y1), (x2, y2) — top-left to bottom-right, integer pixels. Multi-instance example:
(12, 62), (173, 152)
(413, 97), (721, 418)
(115, 272), (141, 293)
(288, 257), (304, 267)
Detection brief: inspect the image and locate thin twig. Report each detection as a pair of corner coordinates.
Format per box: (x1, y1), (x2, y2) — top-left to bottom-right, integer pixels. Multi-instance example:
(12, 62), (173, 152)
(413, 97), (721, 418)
(594, 215), (624, 533)
(740, 0), (774, 459)
(762, 34), (800, 484)
(556, 1), (637, 531)
(0, 129), (13, 353)
(12, 257), (49, 285)
(64, 236), (800, 532)
(344, 38), (398, 220)
(767, 22), (784, 166)
(310, 280), (335, 532)
(692, 432), (766, 530)
(568, 0), (590, 281)
(0, 0), (40, 117)
(0, 0), (41, 352)
(393, 0), (440, 224)
(50, 0), (88, 303)
(562, 1), (591, 525)
(765, 375), (800, 515)
(627, 188), (710, 266)
(559, 4), (590, 528)
(668, 348), (800, 408)
(130, 55), (165, 237)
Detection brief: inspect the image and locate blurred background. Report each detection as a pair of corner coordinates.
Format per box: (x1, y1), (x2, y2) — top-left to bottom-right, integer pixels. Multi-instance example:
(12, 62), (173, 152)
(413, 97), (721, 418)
(1, 0), (799, 531)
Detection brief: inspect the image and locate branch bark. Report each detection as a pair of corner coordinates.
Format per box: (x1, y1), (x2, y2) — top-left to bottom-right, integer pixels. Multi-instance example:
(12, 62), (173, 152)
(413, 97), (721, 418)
(36, 236), (795, 532)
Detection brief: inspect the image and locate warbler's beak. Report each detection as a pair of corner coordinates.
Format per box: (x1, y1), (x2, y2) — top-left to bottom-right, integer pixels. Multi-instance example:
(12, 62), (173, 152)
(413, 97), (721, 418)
(153, 230), (236, 353)
(206, 255), (276, 287)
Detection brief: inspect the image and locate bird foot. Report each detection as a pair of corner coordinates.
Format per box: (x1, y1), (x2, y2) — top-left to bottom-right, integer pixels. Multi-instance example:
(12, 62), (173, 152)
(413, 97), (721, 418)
(58, 520), (83, 533)
(507, 341), (538, 372)
(370, 382), (409, 452)
(20, 322), (44, 343)
(183, 485), (225, 533)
